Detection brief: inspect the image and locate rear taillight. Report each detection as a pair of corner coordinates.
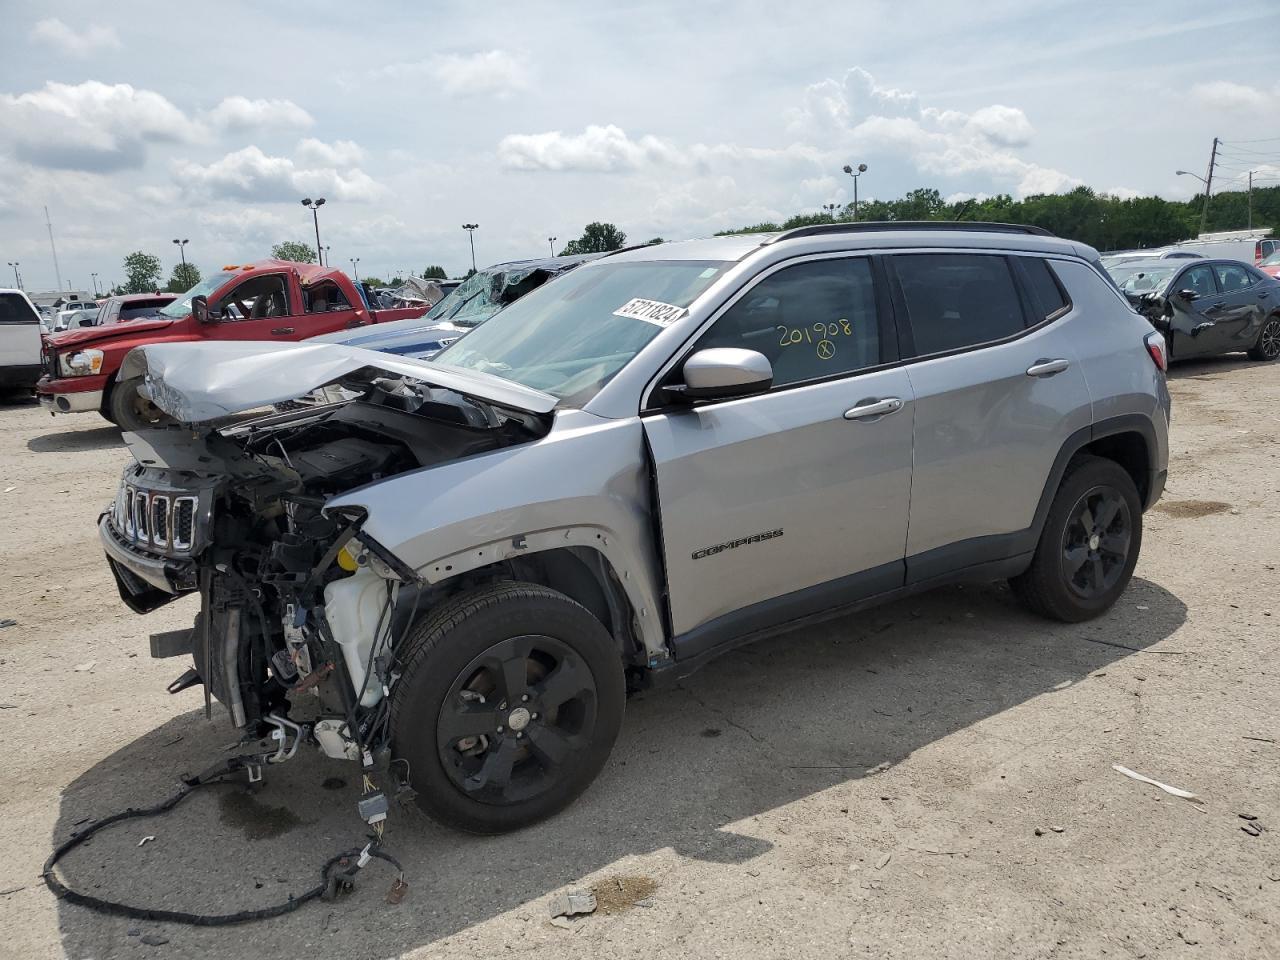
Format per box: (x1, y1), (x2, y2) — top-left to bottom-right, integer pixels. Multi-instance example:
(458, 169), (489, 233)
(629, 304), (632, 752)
(1144, 331), (1167, 372)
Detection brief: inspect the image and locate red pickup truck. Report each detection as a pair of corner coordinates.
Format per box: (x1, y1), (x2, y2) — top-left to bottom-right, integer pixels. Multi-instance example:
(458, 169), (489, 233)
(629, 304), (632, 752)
(38, 260), (428, 430)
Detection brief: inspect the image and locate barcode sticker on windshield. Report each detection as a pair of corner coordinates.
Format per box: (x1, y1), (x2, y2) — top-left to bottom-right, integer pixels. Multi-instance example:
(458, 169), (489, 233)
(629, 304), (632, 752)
(613, 298), (687, 327)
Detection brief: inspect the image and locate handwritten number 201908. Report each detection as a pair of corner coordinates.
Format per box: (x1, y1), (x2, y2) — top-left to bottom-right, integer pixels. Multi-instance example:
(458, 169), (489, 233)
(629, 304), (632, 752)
(777, 319), (852, 346)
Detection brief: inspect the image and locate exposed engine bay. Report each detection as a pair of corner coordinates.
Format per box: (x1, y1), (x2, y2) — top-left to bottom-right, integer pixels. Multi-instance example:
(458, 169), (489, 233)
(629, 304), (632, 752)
(101, 372), (550, 773)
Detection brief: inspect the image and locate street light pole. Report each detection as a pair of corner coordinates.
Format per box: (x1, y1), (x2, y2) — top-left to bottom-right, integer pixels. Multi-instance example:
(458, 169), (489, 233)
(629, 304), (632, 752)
(350, 257), (360, 282)
(323, 246), (331, 267)
(172, 238), (189, 267)
(302, 198), (327, 263)
(842, 163), (868, 221)
(1248, 170), (1255, 231)
(548, 236), (557, 257)
(91, 272), (99, 296)
(7, 261), (20, 289)
(462, 224), (479, 272)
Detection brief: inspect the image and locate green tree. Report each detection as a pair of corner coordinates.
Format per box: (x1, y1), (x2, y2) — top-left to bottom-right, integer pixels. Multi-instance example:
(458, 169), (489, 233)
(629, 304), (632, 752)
(645, 237), (665, 245)
(421, 265), (448, 279)
(560, 222), (627, 255)
(464, 267), (477, 279)
(123, 251), (163, 294)
(166, 262), (201, 293)
(270, 240), (317, 263)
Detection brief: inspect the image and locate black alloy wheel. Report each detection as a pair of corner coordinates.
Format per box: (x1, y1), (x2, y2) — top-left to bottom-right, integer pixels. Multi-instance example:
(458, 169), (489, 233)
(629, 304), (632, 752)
(1250, 317), (1280, 361)
(1061, 486), (1132, 600)
(1010, 454), (1143, 622)
(437, 634), (598, 805)
(390, 581), (625, 833)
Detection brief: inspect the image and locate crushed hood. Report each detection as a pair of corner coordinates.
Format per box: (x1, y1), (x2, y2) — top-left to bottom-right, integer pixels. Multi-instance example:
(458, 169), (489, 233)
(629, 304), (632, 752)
(119, 340), (559, 423)
(49, 316), (176, 348)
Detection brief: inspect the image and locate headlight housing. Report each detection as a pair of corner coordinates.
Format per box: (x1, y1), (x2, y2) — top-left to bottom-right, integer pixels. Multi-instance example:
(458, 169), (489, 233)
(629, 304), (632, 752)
(59, 349), (104, 376)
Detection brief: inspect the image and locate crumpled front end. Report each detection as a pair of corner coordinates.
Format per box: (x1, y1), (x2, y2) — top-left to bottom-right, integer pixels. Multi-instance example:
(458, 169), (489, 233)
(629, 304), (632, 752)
(99, 359), (552, 761)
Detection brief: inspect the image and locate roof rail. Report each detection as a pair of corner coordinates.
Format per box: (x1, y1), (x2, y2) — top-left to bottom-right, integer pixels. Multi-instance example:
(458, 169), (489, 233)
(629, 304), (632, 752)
(762, 220), (1055, 244)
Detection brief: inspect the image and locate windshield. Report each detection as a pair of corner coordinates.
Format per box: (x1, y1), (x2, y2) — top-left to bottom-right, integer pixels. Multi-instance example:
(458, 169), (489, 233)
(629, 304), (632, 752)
(433, 260), (727, 406)
(423, 269), (513, 328)
(159, 271), (237, 318)
(1111, 262), (1179, 293)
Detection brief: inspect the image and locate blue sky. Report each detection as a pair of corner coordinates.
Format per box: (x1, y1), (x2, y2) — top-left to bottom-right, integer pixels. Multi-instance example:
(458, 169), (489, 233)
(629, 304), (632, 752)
(1, 0), (1277, 291)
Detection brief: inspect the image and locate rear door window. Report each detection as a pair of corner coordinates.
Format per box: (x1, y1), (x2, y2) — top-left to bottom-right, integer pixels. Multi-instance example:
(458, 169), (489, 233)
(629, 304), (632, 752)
(1213, 263), (1254, 293)
(0, 292), (39, 324)
(892, 254), (1026, 356)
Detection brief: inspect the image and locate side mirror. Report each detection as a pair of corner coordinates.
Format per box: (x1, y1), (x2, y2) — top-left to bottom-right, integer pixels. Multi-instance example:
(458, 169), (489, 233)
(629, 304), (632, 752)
(1176, 289), (1199, 302)
(666, 348), (773, 402)
(77, 317), (94, 328)
(192, 295), (214, 323)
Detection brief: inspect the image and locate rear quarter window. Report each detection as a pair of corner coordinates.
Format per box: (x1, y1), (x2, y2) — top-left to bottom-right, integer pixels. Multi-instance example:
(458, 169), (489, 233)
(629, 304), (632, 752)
(1019, 258), (1071, 321)
(0, 293), (39, 324)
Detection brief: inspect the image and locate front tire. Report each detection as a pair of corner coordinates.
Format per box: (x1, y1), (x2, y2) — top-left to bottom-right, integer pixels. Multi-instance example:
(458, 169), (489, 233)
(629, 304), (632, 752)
(1010, 454), (1143, 622)
(1247, 315), (1280, 362)
(390, 581), (625, 834)
(108, 376), (173, 431)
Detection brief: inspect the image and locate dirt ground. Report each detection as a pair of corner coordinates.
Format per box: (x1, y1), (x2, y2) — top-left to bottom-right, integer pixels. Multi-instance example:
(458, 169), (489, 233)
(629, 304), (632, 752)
(1, 357), (1277, 960)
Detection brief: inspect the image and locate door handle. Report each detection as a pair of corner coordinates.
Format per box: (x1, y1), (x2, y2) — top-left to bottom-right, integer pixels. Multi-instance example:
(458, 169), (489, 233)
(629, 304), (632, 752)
(345, 319), (367, 329)
(844, 397), (904, 420)
(1026, 358), (1070, 377)
(1192, 321), (1216, 335)
(271, 326), (295, 335)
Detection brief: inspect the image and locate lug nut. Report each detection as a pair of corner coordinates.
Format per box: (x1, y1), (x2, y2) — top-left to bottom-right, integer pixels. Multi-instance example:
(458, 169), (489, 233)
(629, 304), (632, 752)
(496, 725), (504, 733)
(515, 732), (523, 739)
(521, 694), (529, 702)
(531, 712), (539, 720)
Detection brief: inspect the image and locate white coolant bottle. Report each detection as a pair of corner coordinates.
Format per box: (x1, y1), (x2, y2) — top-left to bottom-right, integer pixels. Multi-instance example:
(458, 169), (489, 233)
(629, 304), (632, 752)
(324, 564), (395, 707)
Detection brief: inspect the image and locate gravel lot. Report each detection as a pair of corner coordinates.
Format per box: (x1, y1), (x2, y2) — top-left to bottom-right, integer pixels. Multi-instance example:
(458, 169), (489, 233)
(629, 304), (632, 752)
(1, 357), (1277, 959)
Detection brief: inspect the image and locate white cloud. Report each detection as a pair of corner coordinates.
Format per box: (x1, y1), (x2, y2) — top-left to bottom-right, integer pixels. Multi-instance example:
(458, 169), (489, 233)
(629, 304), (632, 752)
(0, 81), (202, 172)
(206, 96), (314, 132)
(30, 18), (121, 57)
(173, 145), (382, 203)
(378, 50), (529, 98)
(1104, 186), (1143, 201)
(498, 124), (680, 172)
(296, 137), (365, 167)
(499, 66), (1075, 200)
(964, 105), (1034, 148)
(1190, 81), (1279, 113)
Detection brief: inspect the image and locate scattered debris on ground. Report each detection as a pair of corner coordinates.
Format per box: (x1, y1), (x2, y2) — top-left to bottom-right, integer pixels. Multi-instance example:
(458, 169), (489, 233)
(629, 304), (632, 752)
(549, 891), (597, 920)
(591, 875), (658, 914)
(1112, 764), (1200, 801)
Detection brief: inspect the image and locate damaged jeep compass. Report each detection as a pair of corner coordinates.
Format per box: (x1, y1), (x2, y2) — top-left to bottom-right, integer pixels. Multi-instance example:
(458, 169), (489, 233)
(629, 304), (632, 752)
(100, 223), (1170, 834)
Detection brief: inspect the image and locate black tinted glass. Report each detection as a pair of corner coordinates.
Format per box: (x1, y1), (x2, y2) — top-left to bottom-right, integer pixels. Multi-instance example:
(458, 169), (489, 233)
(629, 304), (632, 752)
(895, 254), (1025, 355)
(0, 293), (38, 324)
(1022, 258), (1070, 320)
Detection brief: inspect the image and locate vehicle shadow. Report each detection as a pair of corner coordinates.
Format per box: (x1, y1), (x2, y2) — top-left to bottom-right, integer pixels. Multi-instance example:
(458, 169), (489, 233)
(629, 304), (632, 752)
(27, 425), (122, 453)
(1167, 354), (1276, 380)
(50, 576), (1186, 958)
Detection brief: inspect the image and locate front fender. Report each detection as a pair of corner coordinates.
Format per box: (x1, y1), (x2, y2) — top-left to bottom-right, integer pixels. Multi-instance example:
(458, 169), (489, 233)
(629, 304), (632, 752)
(326, 409), (669, 657)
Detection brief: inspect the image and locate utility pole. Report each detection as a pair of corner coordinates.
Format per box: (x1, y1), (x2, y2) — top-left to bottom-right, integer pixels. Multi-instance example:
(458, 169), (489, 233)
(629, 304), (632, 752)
(1199, 137), (1218, 236)
(1248, 170), (1255, 231)
(44, 205), (62, 293)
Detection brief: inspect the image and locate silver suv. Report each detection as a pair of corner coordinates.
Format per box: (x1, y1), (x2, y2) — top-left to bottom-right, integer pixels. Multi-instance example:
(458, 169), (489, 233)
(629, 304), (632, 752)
(100, 223), (1170, 834)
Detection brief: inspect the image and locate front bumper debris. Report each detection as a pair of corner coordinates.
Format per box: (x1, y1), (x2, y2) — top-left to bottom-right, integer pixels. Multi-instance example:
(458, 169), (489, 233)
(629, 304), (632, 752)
(99, 515), (195, 612)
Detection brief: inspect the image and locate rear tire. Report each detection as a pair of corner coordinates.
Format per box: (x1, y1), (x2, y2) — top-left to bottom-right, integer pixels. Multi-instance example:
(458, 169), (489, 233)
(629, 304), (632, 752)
(108, 376), (172, 431)
(390, 581), (625, 834)
(1010, 454), (1142, 622)
(1247, 315), (1280, 362)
